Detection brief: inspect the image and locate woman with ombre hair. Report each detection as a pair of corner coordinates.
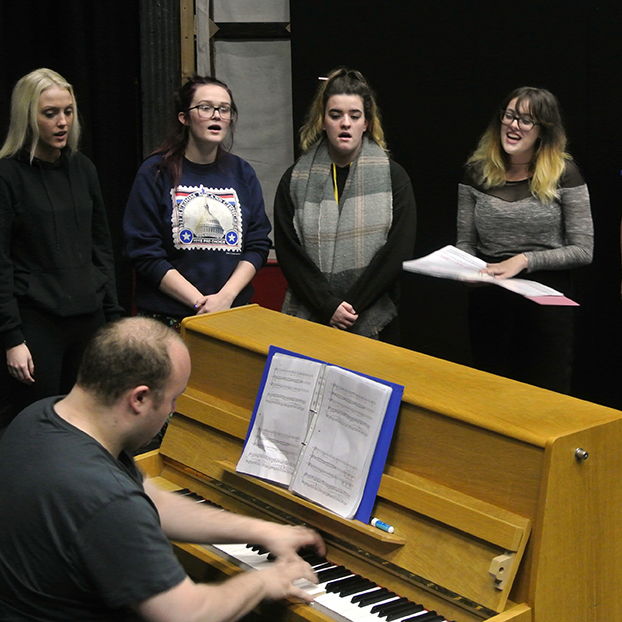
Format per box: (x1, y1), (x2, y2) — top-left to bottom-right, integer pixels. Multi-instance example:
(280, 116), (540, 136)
(457, 86), (593, 393)
(0, 69), (122, 433)
(274, 68), (416, 342)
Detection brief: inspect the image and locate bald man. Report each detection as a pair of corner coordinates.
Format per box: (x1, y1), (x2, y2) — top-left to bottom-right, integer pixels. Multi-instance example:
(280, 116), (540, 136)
(0, 317), (324, 622)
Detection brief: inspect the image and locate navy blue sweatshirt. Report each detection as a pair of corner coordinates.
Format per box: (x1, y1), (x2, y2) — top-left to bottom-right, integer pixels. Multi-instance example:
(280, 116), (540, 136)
(123, 153), (271, 318)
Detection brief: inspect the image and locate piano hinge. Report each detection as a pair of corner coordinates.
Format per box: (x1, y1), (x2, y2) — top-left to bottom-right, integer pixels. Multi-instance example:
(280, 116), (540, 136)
(489, 552), (515, 590)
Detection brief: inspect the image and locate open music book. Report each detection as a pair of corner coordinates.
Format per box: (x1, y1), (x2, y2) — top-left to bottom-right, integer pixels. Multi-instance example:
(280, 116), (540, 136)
(236, 346), (403, 521)
(403, 245), (578, 306)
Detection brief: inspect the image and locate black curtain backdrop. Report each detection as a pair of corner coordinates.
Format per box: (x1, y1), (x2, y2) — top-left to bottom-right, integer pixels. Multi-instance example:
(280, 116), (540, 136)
(0, 0), (142, 314)
(1, 2), (621, 409)
(290, 1), (622, 409)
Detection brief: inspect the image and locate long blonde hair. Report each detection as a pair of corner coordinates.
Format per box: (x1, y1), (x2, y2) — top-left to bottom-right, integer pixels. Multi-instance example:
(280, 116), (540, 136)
(467, 87), (569, 203)
(299, 67), (386, 153)
(0, 68), (81, 161)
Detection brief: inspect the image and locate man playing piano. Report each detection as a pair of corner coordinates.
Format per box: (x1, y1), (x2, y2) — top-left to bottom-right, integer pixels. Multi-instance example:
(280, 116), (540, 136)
(0, 317), (324, 622)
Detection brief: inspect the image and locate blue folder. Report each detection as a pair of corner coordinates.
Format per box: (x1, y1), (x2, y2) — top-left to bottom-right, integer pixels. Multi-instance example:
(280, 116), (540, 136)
(241, 345), (404, 524)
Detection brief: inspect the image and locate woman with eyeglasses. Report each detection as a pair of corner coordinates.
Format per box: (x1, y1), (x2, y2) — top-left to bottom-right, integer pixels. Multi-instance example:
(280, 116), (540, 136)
(0, 68), (122, 431)
(123, 75), (271, 329)
(274, 68), (416, 342)
(457, 86), (593, 393)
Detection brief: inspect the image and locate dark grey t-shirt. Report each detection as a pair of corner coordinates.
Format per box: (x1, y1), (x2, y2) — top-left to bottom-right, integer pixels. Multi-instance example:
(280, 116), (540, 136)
(0, 397), (187, 621)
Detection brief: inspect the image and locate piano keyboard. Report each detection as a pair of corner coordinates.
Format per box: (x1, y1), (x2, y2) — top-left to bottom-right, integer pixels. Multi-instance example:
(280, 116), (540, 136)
(174, 488), (454, 622)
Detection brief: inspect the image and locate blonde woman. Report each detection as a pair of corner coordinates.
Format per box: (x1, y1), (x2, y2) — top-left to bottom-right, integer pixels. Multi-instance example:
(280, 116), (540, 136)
(274, 68), (416, 342)
(0, 68), (121, 431)
(457, 86), (593, 393)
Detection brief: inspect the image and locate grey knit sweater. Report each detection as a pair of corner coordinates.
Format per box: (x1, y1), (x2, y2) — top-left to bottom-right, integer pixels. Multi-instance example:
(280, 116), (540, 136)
(456, 160), (593, 272)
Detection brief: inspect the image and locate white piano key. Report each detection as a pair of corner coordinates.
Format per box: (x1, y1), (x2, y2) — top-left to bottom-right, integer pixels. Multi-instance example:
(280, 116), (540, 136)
(204, 543), (269, 571)
(210, 543), (248, 557)
(313, 592), (401, 622)
(293, 577), (325, 597)
(209, 544), (329, 598)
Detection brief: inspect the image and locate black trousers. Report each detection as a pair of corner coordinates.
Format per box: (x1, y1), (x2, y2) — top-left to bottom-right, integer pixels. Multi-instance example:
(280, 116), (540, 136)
(0, 306), (105, 429)
(467, 270), (575, 394)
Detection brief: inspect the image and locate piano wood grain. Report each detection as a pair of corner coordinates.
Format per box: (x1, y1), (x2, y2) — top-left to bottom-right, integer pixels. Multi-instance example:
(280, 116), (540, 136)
(136, 305), (622, 622)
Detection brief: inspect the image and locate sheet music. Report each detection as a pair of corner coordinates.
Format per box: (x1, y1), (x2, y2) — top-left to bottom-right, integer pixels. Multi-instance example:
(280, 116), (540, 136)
(236, 354), (323, 485)
(403, 245), (572, 301)
(403, 244), (490, 280)
(289, 366), (392, 519)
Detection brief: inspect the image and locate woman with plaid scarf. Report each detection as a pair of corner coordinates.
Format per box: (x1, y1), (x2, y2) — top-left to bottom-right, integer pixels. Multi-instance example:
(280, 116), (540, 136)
(274, 68), (416, 342)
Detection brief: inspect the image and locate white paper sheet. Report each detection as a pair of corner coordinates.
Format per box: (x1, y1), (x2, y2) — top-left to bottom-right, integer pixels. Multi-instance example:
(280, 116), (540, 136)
(403, 245), (574, 301)
(236, 354), (322, 485)
(289, 366), (392, 519)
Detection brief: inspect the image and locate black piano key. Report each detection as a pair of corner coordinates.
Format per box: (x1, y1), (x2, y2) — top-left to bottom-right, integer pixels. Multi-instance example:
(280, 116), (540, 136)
(371, 596), (408, 615)
(325, 575), (362, 593)
(246, 544), (270, 555)
(357, 588), (396, 607)
(174, 489), (200, 501)
(385, 602), (425, 621)
(298, 551), (327, 566)
(315, 563), (345, 574)
(329, 575), (372, 596)
(172, 489), (222, 508)
(312, 561), (334, 571)
(180, 491), (206, 502)
(350, 586), (384, 604)
(316, 565), (350, 583)
(340, 578), (377, 597)
(316, 570), (352, 585)
(400, 612), (442, 622)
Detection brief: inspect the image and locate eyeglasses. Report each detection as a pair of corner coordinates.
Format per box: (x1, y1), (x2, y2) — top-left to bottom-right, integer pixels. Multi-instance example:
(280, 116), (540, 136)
(187, 104), (232, 119)
(500, 110), (538, 131)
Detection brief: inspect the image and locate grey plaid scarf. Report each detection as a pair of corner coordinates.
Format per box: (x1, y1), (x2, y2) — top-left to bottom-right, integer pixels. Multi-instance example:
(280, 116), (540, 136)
(282, 137), (396, 337)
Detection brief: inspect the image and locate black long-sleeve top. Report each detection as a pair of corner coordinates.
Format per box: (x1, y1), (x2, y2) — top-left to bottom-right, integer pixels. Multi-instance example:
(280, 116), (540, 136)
(0, 150), (122, 349)
(274, 159), (417, 324)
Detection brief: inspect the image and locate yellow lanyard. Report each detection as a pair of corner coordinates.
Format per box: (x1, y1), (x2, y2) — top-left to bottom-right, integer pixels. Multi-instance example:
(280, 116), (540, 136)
(332, 162), (351, 204)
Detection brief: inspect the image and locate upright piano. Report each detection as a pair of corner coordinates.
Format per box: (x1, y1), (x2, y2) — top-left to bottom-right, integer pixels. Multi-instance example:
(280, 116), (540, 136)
(137, 305), (622, 622)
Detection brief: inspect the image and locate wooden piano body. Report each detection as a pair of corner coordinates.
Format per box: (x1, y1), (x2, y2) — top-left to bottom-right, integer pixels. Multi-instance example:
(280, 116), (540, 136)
(137, 305), (622, 622)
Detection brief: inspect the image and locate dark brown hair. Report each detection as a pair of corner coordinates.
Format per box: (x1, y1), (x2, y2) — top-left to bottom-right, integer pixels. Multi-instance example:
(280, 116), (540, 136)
(151, 75), (238, 187)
